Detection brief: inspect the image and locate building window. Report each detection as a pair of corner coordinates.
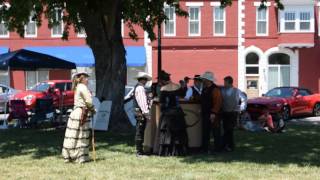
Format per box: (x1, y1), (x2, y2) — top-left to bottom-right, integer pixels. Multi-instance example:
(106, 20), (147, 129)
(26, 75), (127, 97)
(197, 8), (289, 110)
(268, 53), (290, 90)
(0, 21), (9, 38)
(214, 7), (225, 36)
(121, 19), (124, 37)
(26, 71), (49, 90)
(256, 8), (268, 36)
(77, 28), (86, 38)
(188, 6), (201, 36)
(245, 53), (259, 75)
(279, 6), (314, 33)
(25, 11), (37, 38)
(51, 9), (63, 37)
(300, 12), (311, 30)
(284, 12), (296, 31)
(164, 6), (176, 36)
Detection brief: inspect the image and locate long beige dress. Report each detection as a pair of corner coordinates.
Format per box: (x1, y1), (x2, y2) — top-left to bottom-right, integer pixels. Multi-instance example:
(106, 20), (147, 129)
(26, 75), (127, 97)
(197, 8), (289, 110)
(62, 83), (93, 163)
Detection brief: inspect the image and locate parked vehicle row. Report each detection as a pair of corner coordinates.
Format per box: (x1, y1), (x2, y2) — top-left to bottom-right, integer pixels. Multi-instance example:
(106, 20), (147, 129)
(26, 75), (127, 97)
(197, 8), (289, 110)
(247, 87), (320, 120)
(2, 80), (320, 123)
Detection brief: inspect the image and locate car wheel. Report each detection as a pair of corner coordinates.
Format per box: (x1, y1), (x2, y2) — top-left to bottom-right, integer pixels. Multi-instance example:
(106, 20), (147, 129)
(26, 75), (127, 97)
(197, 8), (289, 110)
(313, 103), (320, 117)
(282, 106), (291, 121)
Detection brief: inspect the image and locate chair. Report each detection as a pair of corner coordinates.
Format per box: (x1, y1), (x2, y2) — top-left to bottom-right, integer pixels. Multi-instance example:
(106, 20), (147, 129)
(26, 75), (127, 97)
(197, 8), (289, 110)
(8, 100), (28, 128)
(30, 98), (55, 126)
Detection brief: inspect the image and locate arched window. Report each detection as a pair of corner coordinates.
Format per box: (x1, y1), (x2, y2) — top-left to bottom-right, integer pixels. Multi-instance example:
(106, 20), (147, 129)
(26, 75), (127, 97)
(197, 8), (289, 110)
(245, 52), (259, 75)
(268, 53), (290, 90)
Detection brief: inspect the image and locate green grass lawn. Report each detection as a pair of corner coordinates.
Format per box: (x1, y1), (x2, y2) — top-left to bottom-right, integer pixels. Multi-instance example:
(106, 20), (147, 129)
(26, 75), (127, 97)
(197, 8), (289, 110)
(0, 124), (319, 180)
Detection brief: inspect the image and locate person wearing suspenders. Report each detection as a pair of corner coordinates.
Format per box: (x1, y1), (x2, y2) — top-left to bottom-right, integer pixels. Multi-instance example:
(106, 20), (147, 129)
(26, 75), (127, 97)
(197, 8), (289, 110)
(133, 72), (152, 157)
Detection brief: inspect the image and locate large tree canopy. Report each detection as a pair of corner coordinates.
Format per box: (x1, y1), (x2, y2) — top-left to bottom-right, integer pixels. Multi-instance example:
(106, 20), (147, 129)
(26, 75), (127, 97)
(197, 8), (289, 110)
(0, 0), (281, 131)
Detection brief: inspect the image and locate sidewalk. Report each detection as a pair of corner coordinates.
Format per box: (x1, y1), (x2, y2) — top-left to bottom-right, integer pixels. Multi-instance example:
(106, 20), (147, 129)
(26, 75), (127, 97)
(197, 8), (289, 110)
(289, 116), (320, 126)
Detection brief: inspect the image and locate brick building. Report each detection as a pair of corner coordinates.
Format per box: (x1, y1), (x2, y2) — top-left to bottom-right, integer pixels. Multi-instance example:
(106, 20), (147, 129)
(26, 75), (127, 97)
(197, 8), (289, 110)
(152, 0), (320, 97)
(1, 0), (320, 97)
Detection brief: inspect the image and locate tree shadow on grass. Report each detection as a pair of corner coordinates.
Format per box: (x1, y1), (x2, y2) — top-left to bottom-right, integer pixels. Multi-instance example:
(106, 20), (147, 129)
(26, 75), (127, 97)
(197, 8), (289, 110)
(0, 128), (135, 159)
(180, 124), (320, 167)
(1, 124), (319, 168)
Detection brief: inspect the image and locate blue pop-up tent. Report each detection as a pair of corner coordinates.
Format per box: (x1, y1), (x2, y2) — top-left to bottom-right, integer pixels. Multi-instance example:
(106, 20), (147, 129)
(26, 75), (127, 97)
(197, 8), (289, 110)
(0, 49), (76, 70)
(24, 46), (146, 67)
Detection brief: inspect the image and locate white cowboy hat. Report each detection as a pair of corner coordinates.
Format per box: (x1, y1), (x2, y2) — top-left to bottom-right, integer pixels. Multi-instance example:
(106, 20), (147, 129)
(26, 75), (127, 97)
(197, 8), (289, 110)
(72, 71), (90, 79)
(200, 71), (216, 82)
(135, 72), (152, 81)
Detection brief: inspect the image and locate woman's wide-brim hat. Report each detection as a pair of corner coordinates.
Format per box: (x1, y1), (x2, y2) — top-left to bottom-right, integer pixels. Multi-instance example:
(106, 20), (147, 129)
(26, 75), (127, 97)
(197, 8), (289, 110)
(135, 72), (152, 81)
(72, 71), (90, 79)
(200, 71), (216, 82)
(158, 70), (171, 81)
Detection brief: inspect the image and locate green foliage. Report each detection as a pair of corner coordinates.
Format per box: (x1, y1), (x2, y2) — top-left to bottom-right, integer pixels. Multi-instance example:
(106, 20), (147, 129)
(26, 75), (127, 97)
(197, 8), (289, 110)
(0, 0), (282, 41)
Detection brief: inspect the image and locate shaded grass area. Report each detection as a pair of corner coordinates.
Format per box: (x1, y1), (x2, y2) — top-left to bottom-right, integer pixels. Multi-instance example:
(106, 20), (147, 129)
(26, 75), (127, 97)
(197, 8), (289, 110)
(0, 124), (319, 179)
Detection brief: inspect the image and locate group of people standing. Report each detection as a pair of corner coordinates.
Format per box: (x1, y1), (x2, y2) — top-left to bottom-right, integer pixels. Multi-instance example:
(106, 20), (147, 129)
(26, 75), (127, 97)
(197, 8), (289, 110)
(133, 70), (246, 157)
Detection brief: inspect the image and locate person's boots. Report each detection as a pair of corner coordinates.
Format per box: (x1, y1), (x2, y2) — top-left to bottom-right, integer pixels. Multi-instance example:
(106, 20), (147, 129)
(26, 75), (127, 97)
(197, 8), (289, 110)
(136, 140), (147, 157)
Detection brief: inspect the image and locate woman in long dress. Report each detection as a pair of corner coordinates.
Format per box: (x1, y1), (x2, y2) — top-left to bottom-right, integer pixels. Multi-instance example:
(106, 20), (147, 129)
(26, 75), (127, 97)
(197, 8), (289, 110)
(158, 78), (188, 156)
(62, 72), (95, 163)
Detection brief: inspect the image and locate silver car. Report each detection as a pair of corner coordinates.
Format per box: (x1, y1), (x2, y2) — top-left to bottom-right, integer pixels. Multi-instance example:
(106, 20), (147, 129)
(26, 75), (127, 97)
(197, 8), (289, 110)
(0, 84), (18, 113)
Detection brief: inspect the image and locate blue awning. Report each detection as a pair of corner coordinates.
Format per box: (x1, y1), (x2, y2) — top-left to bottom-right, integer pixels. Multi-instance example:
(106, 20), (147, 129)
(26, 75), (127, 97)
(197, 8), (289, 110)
(0, 47), (9, 55)
(24, 46), (146, 67)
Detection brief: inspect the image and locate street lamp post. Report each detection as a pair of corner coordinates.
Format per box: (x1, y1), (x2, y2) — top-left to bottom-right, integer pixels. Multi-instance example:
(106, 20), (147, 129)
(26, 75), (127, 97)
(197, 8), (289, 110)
(157, 19), (162, 79)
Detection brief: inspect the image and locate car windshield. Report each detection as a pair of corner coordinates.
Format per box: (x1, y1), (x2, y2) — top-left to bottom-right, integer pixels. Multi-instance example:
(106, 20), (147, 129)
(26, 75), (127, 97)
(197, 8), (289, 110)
(265, 88), (294, 98)
(31, 83), (50, 92)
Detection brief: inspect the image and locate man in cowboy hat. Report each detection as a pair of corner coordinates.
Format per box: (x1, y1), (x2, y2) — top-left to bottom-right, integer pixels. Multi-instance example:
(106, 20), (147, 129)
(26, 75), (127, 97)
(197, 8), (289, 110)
(133, 72), (152, 157)
(200, 71), (223, 153)
(185, 75), (203, 101)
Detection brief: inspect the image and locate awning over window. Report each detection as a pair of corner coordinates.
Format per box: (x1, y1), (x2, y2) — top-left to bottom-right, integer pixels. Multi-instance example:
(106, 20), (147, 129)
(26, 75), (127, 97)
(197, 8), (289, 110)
(0, 47), (9, 55)
(25, 46), (146, 67)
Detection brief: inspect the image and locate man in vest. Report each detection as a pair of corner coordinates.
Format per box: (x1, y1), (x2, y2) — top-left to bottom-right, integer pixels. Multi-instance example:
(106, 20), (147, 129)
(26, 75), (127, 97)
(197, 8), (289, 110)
(134, 72), (152, 157)
(185, 75), (203, 101)
(200, 71), (223, 153)
(221, 76), (241, 152)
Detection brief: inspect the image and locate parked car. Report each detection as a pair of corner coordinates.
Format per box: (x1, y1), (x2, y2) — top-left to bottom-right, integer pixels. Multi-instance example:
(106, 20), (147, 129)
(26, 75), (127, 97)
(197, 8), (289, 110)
(247, 87), (320, 120)
(10, 80), (74, 114)
(0, 84), (18, 113)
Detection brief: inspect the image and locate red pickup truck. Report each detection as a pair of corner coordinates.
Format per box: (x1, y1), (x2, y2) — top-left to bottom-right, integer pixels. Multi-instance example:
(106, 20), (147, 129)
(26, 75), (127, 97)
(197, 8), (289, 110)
(10, 80), (74, 113)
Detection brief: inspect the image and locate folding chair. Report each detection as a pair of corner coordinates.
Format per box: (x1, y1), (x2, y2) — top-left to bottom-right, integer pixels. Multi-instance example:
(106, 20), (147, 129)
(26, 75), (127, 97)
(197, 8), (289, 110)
(8, 100), (28, 128)
(30, 98), (55, 127)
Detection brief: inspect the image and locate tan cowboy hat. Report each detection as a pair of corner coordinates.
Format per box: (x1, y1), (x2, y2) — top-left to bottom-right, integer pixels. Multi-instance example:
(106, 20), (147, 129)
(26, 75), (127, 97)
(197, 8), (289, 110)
(200, 71), (216, 82)
(135, 72), (152, 81)
(72, 71), (90, 79)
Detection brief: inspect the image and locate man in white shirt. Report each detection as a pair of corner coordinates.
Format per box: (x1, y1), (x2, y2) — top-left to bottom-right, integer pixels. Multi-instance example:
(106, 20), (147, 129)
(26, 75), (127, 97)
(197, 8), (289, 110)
(133, 72), (152, 157)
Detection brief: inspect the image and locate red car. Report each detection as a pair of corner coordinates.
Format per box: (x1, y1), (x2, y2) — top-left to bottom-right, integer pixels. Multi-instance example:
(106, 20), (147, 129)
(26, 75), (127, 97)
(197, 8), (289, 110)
(10, 80), (74, 113)
(247, 87), (320, 120)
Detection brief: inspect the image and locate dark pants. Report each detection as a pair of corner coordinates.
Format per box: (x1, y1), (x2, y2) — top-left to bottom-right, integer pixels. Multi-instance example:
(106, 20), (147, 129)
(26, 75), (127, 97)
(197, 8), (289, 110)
(222, 112), (238, 150)
(135, 118), (146, 154)
(201, 112), (222, 152)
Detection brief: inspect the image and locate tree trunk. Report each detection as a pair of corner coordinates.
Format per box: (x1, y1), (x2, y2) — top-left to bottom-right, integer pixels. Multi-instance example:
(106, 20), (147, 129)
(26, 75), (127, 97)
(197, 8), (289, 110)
(81, 1), (132, 131)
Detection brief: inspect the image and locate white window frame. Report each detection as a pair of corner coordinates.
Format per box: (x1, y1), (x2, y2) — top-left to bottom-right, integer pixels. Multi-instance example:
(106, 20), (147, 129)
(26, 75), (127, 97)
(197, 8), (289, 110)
(268, 65), (291, 89)
(121, 19), (124, 37)
(25, 70), (49, 90)
(25, 11), (37, 38)
(318, 3), (320, 36)
(211, 2), (226, 36)
(254, 2), (270, 36)
(77, 28), (86, 38)
(163, 5), (176, 37)
(187, 6), (201, 36)
(279, 5), (314, 33)
(213, 6), (226, 36)
(0, 21), (9, 38)
(51, 8), (64, 38)
(256, 7), (268, 36)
